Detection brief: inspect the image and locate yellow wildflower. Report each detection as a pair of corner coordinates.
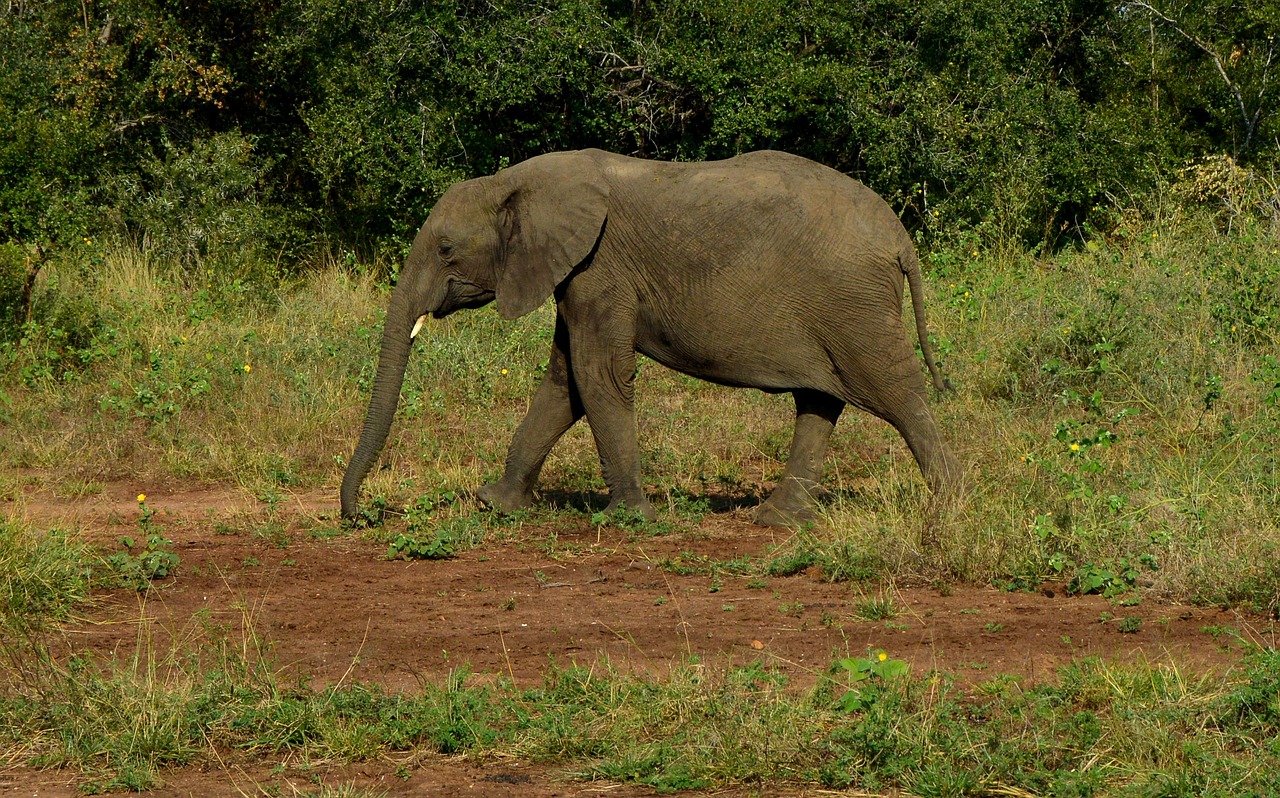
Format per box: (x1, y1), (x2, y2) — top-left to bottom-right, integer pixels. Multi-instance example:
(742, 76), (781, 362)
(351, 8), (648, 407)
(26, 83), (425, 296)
(500, 368), (509, 375)
(1070, 443), (1081, 452)
(243, 364), (251, 373)
(878, 652), (888, 662)
(137, 493), (147, 503)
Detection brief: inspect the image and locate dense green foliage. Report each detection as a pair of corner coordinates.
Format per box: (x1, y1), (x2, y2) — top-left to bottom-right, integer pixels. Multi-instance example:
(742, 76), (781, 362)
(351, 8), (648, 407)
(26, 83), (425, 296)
(2, 0), (1277, 277)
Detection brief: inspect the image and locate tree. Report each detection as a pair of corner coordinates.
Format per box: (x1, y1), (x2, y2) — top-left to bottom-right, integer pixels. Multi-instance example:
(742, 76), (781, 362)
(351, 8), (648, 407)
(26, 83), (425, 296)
(1127, 0), (1277, 157)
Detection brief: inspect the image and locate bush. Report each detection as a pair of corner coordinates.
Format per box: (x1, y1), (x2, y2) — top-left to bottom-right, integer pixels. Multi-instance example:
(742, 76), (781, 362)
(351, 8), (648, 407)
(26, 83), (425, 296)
(5, 0), (1279, 261)
(108, 131), (305, 278)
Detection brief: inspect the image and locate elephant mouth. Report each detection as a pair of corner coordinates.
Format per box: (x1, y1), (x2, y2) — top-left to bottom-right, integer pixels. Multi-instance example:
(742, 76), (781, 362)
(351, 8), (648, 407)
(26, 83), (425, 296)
(430, 280), (495, 320)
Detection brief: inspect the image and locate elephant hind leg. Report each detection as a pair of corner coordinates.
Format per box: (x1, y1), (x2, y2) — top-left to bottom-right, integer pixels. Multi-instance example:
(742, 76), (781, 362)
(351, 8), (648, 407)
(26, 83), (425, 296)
(756, 390), (844, 527)
(833, 339), (961, 501)
(878, 392), (961, 499)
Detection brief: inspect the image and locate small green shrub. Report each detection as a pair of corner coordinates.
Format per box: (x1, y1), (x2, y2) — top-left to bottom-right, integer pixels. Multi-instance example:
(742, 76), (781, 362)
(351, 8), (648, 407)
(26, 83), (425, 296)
(386, 491), (490, 560)
(104, 534), (180, 589)
(833, 650), (910, 713)
(102, 499), (179, 590)
(386, 530), (462, 561)
(853, 594), (898, 621)
(1067, 556), (1159, 599)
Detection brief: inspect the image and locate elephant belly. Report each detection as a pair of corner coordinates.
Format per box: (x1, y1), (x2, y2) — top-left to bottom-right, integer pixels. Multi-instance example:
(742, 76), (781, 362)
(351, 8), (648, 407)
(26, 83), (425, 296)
(636, 317), (837, 395)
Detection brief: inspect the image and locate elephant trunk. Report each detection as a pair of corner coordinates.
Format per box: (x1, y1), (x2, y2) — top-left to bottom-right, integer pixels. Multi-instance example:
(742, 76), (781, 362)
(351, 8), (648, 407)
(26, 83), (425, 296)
(340, 285), (424, 520)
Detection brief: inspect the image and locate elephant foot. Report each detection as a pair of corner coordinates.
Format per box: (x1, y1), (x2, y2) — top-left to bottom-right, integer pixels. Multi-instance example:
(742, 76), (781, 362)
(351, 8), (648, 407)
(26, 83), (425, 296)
(755, 479), (821, 527)
(754, 498), (816, 528)
(476, 479), (534, 514)
(604, 496), (657, 523)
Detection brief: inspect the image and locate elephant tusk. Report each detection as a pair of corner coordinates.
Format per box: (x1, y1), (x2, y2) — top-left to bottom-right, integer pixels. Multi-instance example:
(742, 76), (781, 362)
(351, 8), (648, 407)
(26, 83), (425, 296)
(410, 314), (428, 339)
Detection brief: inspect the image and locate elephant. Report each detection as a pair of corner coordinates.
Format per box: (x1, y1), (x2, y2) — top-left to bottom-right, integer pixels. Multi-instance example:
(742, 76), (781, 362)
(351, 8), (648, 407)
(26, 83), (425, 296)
(340, 148), (961, 528)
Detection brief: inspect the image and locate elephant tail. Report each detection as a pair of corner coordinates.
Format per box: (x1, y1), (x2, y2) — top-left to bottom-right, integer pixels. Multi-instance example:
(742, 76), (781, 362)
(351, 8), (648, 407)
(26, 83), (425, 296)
(901, 247), (952, 393)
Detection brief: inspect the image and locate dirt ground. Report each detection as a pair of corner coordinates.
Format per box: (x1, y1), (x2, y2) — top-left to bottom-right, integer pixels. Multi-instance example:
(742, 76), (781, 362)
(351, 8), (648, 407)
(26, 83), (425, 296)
(4, 480), (1271, 797)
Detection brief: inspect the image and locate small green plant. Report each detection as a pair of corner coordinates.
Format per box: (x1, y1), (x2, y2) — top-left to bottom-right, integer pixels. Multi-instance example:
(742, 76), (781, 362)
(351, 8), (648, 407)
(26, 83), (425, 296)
(1068, 556), (1158, 599)
(387, 495), (488, 560)
(853, 593), (898, 621)
(833, 649), (910, 712)
(405, 490), (459, 520)
(1201, 624), (1241, 643)
(254, 520), (290, 548)
(591, 505), (671, 536)
(387, 531), (458, 560)
(104, 496), (180, 590)
(346, 495), (388, 529)
(779, 600), (805, 617)
(257, 485), (284, 514)
(1117, 616), (1143, 633)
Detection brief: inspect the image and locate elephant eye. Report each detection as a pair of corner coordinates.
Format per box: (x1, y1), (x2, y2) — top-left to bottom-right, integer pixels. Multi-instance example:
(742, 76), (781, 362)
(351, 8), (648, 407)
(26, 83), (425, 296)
(437, 241), (454, 260)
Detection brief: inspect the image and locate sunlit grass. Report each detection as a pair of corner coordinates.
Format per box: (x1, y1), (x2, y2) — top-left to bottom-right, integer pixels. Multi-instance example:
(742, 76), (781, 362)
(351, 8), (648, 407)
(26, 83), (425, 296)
(2, 594), (1277, 796)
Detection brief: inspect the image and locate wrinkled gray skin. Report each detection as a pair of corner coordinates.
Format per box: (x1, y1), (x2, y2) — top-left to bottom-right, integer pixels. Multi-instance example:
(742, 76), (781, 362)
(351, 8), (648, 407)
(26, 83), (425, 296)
(341, 149), (960, 527)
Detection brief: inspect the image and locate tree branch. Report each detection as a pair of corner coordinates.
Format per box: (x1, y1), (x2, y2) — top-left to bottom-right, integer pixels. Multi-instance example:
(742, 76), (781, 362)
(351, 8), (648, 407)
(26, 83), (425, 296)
(1129, 0), (1256, 153)
(21, 243), (47, 326)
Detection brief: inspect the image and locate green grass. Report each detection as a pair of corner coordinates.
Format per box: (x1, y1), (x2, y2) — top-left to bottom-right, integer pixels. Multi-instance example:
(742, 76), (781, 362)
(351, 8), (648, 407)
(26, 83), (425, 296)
(0, 519), (94, 632)
(3, 607), (1279, 795)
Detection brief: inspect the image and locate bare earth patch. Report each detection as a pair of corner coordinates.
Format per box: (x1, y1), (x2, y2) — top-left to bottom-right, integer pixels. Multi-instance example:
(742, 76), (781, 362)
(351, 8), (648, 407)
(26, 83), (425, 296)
(4, 480), (1268, 796)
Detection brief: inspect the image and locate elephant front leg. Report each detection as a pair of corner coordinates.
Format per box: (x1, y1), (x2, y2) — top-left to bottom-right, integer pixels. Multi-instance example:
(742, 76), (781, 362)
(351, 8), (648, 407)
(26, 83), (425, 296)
(567, 328), (656, 522)
(756, 390), (844, 527)
(477, 321), (583, 513)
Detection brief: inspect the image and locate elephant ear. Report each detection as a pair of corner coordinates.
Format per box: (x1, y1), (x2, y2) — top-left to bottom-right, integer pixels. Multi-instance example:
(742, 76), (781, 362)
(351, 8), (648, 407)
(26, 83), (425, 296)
(496, 151), (609, 319)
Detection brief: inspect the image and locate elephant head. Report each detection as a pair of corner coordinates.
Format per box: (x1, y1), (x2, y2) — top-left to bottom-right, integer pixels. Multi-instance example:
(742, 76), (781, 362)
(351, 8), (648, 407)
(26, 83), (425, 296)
(340, 151), (610, 519)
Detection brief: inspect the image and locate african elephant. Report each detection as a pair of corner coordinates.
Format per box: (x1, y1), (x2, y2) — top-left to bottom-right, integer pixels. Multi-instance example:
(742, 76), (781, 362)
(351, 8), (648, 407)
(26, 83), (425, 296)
(340, 149), (960, 527)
